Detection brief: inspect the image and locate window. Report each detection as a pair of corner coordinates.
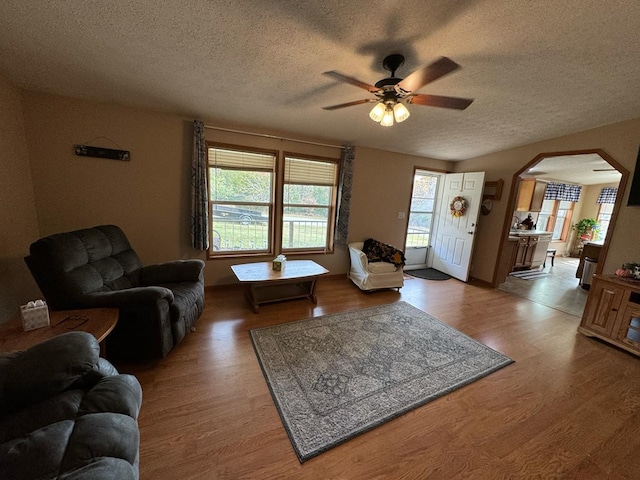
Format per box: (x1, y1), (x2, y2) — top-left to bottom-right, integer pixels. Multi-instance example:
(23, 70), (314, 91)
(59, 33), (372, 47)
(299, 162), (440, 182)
(595, 187), (617, 241)
(596, 203), (614, 241)
(208, 145), (275, 254)
(406, 172), (439, 247)
(282, 154), (339, 252)
(207, 144), (339, 257)
(538, 199), (574, 241)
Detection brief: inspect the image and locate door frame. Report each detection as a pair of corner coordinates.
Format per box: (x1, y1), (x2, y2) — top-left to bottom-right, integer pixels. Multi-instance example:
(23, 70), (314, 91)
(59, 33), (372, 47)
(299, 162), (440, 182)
(403, 166), (447, 269)
(492, 148), (629, 287)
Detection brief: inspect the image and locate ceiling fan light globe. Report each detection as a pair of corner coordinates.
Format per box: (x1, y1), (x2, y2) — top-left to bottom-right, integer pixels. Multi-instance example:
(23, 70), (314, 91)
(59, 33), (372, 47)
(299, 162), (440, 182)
(369, 103), (385, 122)
(380, 107), (394, 127)
(393, 103), (410, 123)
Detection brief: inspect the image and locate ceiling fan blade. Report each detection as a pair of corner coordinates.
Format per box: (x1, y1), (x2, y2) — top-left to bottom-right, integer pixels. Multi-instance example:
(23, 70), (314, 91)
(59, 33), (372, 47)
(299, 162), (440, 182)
(397, 57), (461, 93)
(323, 71), (381, 93)
(408, 94), (474, 110)
(322, 99), (377, 110)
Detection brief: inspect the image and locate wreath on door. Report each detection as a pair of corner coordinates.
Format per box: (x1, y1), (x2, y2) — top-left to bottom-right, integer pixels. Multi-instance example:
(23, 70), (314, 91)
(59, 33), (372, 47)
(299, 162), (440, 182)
(450, 196), (467, 217)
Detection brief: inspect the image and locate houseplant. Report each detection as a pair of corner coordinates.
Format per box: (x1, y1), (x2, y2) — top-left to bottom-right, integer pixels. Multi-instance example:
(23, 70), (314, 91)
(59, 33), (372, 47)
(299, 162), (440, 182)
(573, 218), (599, 241)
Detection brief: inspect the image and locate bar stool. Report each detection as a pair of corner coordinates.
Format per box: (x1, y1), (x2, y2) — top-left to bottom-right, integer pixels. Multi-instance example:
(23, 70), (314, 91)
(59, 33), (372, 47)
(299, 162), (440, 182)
(543, 248), (557, 268)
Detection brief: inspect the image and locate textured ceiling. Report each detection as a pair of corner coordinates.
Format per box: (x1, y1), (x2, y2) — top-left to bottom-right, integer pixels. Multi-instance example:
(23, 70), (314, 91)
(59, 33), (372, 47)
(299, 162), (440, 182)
(522, 154), (622, 185)
(1, 1), (639, 161)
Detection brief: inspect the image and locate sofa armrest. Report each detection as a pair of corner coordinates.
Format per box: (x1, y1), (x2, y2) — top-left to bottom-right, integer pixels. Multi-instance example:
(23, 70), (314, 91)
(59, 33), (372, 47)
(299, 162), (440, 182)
(348, 245), (369, 274)
(139, 259), (205, 285)
(82, 286), (174, 308)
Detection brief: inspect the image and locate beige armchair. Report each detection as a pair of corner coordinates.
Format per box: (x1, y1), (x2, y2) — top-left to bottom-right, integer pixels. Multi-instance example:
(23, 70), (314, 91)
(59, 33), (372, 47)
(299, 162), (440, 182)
(348, 242), (404, 291)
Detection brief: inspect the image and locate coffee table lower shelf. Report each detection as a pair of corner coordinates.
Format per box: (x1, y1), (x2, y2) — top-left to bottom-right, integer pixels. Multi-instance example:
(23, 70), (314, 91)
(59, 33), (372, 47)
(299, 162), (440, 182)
(246, 279), (318, 313)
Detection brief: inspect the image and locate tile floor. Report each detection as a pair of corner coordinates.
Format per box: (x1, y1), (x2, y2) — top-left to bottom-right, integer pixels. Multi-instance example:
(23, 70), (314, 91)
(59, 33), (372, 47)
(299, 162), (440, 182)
(497, 255), (588, 317)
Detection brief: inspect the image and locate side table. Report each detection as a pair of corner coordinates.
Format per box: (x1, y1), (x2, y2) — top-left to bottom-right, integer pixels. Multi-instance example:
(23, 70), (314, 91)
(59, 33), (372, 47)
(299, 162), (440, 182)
(0, 308), (119, 356)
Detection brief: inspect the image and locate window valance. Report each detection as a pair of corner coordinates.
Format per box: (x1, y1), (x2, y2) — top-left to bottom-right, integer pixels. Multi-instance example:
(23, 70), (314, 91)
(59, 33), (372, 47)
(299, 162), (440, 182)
(597, 187), (618, 204)
(544, 182), (582, 202)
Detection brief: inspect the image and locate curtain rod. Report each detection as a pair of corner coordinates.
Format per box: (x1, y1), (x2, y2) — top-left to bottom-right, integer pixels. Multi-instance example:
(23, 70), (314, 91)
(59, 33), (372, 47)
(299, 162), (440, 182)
(204, 124), (345, 150)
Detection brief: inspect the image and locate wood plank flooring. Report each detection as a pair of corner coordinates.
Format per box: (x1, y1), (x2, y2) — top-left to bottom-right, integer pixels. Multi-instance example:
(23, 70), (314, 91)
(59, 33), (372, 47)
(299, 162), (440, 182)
(115, 274), (640, 479)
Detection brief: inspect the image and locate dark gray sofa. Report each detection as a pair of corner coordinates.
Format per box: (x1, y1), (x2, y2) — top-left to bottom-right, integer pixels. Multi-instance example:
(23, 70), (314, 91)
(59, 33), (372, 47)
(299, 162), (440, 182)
(0, 332), (142, 479)
(25, 225), (205, 359)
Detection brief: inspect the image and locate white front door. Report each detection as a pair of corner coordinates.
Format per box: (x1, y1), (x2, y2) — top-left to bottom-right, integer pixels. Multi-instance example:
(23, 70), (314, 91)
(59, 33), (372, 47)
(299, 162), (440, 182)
(431, 172), (485, 281)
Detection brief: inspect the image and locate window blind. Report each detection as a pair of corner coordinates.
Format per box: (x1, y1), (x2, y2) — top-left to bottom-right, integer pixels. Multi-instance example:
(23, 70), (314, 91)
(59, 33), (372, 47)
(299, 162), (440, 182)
(285, 156), (337, 186)
(597, 187), (618, 204)
(208, 147), (274, 170)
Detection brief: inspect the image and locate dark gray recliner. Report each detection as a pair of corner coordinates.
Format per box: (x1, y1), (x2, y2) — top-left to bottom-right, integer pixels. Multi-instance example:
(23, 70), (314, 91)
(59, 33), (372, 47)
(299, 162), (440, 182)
(0, 331), (142, 479)
(25, 225), (205, 360)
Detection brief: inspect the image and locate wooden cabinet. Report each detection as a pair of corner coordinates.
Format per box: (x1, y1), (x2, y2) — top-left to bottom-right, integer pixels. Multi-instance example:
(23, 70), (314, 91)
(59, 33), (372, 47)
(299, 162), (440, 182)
(498, 238), (519, 280)
(579, 275), (640, 357)
(512, 236), (539, 270)
(515, 179), (547, 212)
(530, 233), (551, 269)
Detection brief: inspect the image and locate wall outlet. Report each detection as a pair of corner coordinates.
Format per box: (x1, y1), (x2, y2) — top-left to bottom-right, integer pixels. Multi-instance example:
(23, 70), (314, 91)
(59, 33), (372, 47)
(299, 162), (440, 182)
(397, 212), (405, 219)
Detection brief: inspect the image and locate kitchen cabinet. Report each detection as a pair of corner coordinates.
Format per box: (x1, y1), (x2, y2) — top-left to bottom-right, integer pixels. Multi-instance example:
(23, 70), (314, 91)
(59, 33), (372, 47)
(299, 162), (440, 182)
(515, 179), (547, 212)
(579, 275), (640, 357)
(512, 235), (538, 269)
(530, 233), (552, 268)
(498, 238), (519, 280)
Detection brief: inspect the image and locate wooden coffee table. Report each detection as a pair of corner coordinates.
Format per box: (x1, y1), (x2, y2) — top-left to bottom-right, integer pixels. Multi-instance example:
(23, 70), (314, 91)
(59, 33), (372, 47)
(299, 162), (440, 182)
(0, 307), (119, 356)
(231, 260), (329, 313)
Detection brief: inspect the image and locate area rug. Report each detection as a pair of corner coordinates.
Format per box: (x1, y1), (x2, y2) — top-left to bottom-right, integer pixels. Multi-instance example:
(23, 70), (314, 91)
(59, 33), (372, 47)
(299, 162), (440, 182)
(405, 268), (452, 281)
(509, 270), (551, 280)
(250, 302), (514, 462)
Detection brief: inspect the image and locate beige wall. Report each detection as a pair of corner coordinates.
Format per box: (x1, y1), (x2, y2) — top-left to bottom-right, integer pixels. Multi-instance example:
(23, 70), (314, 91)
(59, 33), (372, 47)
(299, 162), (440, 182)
(16, 91), (455, 289)
(455, 119), (640, 283)
(0, 74), (41, 321)
(580, 182), (619, 221)
(3, 83), (639, 316)
(348, 146), (452, 248)
(21, 91), (196, 265)
(180, 127), (453, 284)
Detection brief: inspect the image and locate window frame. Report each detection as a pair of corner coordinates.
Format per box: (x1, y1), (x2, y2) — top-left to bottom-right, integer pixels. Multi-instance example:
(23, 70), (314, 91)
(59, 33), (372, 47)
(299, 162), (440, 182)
(280, 151), (340, 254)
(405, 170), (439, 248)
(206, 143), (341, 259)
(207, 142), (277, 258)
(539, 199), (574, 241)
(596, 202), (614, 241)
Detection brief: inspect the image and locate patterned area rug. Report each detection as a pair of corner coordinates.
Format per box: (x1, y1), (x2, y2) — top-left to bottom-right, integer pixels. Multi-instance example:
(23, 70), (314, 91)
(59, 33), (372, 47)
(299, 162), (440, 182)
(250, 302), (514, 462)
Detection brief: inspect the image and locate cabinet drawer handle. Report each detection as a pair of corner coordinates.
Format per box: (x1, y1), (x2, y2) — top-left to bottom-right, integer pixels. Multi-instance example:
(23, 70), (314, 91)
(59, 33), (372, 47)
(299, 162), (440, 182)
(611, 308), (618, 312)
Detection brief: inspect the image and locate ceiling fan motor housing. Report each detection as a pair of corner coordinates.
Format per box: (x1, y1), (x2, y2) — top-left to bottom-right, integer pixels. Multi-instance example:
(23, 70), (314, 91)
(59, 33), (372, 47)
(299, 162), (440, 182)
(375, 54), (409, 104)
(382, 54), (405, 75)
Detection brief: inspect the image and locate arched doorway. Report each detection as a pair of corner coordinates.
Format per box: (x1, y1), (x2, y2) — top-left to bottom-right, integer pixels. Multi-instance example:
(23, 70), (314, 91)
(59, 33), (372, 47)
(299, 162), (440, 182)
(495, 149), (629, 316)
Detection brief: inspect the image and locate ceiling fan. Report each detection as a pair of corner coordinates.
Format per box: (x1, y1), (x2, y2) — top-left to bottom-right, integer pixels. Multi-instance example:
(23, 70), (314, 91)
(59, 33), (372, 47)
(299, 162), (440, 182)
(322, 54), (473, 126)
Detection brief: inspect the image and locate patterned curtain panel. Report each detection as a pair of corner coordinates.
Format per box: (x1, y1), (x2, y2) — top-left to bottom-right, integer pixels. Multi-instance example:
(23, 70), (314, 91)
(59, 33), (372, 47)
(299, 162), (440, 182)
(191, 120), (209, 250)
(543, 182), (582, 202)
(597, 187), (618, 204)
(335, 146), (355, 246)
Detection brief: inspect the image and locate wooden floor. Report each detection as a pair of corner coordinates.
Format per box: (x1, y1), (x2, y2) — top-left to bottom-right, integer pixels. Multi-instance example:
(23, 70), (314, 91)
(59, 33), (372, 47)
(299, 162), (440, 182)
(117, 274), (640, 480)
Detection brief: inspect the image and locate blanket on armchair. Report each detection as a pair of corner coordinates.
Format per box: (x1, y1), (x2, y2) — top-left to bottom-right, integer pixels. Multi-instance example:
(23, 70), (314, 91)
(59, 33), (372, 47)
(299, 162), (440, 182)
(362, 238), (406, 267)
